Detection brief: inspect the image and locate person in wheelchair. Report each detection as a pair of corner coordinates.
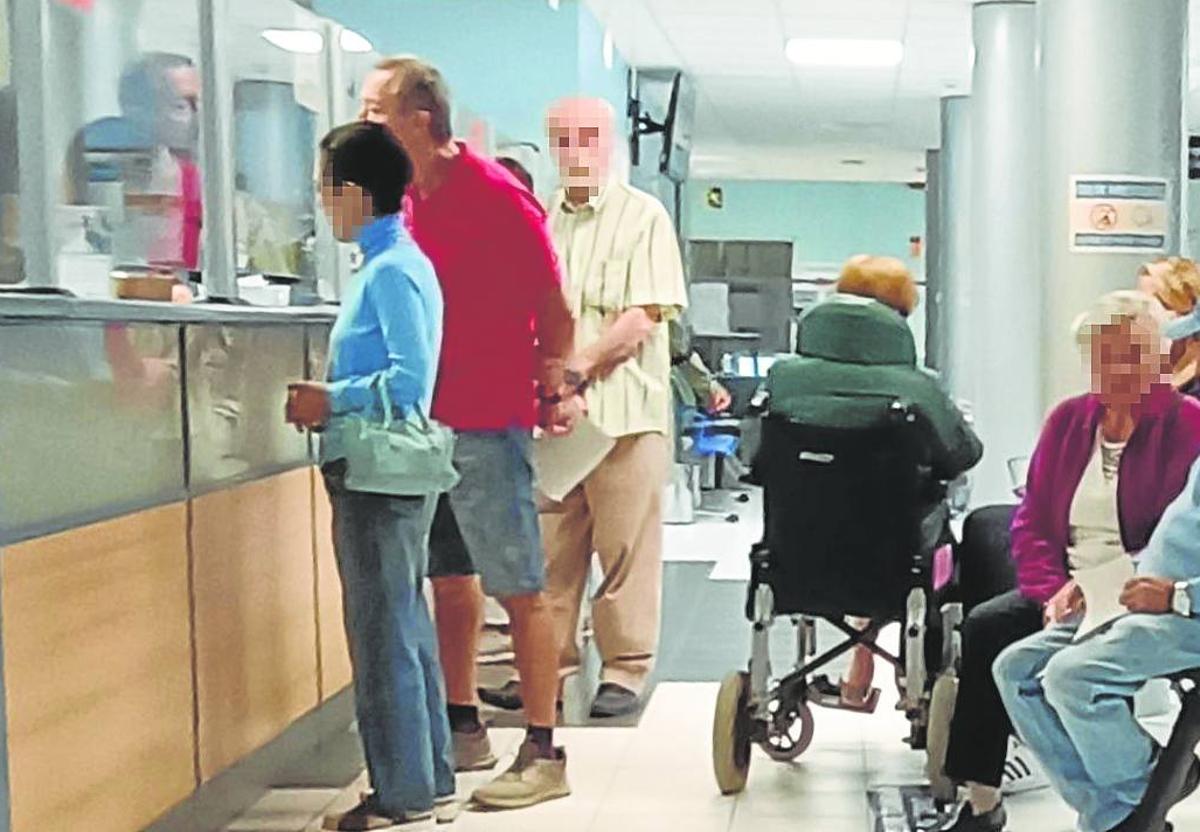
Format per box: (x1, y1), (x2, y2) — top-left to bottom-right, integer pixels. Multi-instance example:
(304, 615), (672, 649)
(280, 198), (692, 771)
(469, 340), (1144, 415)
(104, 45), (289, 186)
(770, 256), (982, 711)
(942, 291), (1200, 832)
(992, 302), (1200, 831)
(712, 256), (981, 795)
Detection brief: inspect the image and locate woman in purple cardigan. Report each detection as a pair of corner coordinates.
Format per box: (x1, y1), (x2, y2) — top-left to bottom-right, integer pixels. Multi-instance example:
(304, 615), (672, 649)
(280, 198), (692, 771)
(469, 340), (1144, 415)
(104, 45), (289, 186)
(942, 291), (1200, 832)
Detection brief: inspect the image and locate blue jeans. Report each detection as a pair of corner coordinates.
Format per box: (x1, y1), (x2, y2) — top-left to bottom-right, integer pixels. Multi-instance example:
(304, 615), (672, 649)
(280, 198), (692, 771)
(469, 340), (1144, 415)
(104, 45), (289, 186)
(325, 467), (456, 815)
(427, 429), (545, 598)
(994, 614), (1200, 832)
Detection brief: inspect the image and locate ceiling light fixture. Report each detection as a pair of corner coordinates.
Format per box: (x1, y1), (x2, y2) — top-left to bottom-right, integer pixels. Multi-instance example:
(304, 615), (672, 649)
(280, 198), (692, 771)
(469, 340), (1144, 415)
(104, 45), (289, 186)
(261, 28), (325, 55)
(786, 38), (903, 68)
(548, 0), (560, 9)
(603, 29), (615, 70)
(340, 29), (373, 54)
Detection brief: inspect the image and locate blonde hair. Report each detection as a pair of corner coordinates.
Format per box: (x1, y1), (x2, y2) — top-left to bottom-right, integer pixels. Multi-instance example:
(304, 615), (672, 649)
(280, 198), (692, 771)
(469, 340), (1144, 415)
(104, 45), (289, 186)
(374, 56), (453, 143)
(1073, 290), (1169, 357)
(836, 255), (919, 317)
(1139, 256), (1200, 316)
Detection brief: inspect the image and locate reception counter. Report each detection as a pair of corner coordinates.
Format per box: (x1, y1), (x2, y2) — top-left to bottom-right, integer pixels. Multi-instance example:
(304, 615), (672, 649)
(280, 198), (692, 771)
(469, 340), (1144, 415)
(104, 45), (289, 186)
(0, 296), (349, 831)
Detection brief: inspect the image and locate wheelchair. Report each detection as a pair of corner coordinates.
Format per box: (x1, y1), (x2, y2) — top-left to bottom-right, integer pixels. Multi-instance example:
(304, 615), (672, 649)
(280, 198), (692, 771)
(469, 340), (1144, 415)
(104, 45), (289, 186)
(712, 402), (965, 795)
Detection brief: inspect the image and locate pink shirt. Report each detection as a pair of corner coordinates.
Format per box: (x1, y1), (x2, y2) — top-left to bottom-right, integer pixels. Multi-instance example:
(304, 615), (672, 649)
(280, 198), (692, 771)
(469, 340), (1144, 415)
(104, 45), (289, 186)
(406, 144), (565, 431)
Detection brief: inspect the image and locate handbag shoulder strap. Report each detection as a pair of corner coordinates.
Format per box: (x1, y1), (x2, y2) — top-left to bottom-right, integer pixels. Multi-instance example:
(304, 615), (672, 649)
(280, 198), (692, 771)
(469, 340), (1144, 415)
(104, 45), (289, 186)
(374, 376), (433, 431)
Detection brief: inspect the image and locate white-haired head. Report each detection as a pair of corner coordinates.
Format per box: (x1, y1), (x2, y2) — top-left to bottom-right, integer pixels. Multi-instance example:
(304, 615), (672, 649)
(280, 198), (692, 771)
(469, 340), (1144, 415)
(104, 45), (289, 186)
(546, 97), (617, 201)
(1073, 289), (1170, 408)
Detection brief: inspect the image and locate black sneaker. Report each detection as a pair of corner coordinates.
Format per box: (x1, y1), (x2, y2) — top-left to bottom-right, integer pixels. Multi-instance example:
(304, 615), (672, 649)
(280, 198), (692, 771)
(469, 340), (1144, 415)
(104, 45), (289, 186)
(478, 681), (523, 712)
(941, 802), (1006, 832)
(589, 683), (641, 718)
(477, 681), (564, 713)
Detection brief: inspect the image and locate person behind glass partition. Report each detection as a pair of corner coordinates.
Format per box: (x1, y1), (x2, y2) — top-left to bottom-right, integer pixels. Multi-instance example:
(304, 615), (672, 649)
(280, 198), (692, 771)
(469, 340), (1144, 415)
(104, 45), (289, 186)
(285, 121), (455, 831)
(64, 52), (201, 270)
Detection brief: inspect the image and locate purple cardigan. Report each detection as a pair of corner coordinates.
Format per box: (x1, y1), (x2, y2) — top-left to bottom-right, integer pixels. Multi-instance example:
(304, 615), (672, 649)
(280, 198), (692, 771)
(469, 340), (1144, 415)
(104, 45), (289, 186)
(1012, 386), (1200, 603)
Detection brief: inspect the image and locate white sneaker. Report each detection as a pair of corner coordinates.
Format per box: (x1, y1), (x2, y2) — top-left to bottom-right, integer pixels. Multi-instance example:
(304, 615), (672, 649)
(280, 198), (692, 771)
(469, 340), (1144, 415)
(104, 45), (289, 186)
(1001, 738), (1049, 796)
(434, 796), (460, 825)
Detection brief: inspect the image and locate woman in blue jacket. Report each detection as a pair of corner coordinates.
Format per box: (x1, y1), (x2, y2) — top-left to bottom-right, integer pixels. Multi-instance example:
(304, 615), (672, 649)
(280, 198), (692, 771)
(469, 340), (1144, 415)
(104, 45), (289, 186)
(286, 121), (453, 830)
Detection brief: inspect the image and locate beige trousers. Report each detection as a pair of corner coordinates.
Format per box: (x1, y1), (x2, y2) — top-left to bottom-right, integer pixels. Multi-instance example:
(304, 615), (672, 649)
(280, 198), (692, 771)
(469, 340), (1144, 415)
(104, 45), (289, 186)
(543, 432), (668, 693)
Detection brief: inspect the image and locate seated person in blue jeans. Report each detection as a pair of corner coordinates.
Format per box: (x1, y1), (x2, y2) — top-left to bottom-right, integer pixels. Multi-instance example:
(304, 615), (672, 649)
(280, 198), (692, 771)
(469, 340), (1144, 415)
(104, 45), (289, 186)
(993, 302), (1200, 832)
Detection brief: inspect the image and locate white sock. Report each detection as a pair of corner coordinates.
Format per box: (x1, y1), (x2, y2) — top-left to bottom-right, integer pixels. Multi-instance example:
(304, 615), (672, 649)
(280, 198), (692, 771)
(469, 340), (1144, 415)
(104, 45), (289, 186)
(967, 782), (1001, 813)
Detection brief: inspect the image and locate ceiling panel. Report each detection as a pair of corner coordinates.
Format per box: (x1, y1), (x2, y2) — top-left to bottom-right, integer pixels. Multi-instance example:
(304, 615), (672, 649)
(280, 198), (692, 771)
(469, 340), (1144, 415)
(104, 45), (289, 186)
(587, 0), (979, 181)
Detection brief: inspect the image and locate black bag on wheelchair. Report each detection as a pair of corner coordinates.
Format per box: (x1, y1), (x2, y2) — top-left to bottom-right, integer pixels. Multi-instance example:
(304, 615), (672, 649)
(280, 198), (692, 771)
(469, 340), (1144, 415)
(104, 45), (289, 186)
(752, 401), (933, 621)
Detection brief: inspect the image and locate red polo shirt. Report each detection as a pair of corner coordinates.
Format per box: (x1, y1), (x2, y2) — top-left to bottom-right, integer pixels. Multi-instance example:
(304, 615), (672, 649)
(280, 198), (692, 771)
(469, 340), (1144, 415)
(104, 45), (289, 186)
(406, 143), (563, 431)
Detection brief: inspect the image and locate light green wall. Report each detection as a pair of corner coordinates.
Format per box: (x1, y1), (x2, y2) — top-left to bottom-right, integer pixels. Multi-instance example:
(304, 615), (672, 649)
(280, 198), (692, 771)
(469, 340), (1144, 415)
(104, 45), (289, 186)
(684, 179), (926, 274)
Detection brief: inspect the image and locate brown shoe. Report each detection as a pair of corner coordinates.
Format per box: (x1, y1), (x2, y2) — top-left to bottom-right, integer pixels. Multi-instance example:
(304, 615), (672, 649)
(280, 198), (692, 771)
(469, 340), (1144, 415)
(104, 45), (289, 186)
(470, 739), (570, 810)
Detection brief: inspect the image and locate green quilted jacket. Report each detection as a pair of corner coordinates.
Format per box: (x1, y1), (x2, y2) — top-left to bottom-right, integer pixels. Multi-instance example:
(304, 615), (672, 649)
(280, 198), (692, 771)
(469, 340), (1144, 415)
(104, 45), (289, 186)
(765, 294), (982, 482)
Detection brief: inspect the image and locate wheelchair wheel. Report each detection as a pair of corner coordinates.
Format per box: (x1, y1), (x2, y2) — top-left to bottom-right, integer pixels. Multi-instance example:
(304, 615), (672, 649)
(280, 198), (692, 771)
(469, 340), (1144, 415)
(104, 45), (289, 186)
(760, 697), (815, 763)
(713, 671), (753, 795)
(925, 673), (959, 804)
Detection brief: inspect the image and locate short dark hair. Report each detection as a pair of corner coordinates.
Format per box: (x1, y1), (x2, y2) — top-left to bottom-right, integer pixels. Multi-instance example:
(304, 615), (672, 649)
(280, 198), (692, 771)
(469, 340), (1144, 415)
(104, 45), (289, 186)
(496, 156), (534, 192)
(319, 121), (413, 216)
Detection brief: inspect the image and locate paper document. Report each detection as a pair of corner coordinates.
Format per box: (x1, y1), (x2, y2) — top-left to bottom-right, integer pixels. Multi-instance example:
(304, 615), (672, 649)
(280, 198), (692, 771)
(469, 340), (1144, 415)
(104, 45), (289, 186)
(1073, 556), (1136, 642)
(531, 418), (616, 502)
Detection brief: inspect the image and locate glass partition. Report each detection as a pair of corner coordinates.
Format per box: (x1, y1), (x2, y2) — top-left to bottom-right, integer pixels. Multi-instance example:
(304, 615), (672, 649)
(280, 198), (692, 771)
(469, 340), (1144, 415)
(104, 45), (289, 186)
(0, 0), (19, 286)
(44, 0), (203, 297)
(227, 0), (330, 296)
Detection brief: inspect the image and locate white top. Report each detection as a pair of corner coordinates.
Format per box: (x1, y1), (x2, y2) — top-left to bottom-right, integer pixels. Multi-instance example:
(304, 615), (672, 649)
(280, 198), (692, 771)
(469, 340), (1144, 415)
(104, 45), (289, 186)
(1067, 431), (1127, 571)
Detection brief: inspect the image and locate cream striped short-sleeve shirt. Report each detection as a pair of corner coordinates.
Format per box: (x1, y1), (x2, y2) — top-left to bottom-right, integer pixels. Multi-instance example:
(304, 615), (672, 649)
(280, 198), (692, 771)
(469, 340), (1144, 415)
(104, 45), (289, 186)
(549, 183), (689, 438)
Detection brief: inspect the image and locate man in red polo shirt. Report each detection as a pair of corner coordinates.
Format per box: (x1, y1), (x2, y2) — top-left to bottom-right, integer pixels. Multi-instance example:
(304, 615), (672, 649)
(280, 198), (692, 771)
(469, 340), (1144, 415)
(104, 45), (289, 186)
(361, 56), (577, 812)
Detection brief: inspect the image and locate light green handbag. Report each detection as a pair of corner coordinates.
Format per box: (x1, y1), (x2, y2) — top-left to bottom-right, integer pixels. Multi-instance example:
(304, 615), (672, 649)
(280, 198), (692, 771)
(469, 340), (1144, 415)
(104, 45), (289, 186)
(338, 377), (460, 497)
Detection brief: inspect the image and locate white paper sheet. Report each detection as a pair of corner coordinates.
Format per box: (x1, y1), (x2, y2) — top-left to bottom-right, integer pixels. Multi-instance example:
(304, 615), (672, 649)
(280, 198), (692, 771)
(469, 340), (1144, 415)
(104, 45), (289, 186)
(531, 418), (616, 502)
(1073, 556), (1136, 642)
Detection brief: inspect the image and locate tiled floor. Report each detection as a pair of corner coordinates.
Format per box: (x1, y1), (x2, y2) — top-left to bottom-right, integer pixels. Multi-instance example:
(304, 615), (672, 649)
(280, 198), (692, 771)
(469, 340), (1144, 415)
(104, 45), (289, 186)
(219, 488), (1200, 832)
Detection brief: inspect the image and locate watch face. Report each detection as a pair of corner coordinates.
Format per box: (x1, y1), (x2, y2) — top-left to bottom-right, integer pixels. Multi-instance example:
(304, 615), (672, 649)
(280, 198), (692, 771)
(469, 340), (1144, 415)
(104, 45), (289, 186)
(1175, 585), (1192, 617)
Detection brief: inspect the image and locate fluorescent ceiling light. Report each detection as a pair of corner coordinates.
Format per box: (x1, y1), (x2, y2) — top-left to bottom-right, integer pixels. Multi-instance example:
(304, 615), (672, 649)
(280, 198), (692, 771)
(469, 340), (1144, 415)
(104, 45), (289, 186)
(603, 29), (615, 70)
(340, 29), (372, 54)
(548, 0), (560, 9)
(262, 28), (325, 54)
(785, 38), (904, 68)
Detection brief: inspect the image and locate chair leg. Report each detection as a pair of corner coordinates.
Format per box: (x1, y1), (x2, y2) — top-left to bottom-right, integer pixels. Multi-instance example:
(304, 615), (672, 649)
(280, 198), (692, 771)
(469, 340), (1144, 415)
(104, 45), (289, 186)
(1125, 689), (1200, 832)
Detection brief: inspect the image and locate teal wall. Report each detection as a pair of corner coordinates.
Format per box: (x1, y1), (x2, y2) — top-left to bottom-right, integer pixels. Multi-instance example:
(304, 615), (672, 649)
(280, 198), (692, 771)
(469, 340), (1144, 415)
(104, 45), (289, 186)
(684, 179), (926, 273)
(314, 0), (628, 149)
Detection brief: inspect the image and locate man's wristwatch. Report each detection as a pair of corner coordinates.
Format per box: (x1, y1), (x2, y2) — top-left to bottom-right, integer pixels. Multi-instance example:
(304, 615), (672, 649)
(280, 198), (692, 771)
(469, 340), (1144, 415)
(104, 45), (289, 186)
(1172, 582), (1193, 618)
(564, 368), (590, 395)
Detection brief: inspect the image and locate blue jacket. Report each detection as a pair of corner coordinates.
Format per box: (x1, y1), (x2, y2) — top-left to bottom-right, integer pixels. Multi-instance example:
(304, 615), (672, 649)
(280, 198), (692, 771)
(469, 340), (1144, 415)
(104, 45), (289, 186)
(321, 215), (443, 463)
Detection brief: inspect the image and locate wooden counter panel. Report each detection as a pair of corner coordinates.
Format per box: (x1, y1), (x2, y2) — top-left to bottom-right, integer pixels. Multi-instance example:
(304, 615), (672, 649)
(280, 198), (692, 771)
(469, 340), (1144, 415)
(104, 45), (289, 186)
(2, 504), (195, 832)
(312, 471), (353, 699)
(192, 470), (320, 780)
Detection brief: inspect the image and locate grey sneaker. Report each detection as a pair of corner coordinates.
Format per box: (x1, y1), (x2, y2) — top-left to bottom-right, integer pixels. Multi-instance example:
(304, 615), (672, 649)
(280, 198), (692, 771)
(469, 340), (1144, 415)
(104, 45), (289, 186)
(470, 739), (570, 810)
(453, 725), (498, 772)
(323, 796), (434, 831)
(434, 796), (460, 825)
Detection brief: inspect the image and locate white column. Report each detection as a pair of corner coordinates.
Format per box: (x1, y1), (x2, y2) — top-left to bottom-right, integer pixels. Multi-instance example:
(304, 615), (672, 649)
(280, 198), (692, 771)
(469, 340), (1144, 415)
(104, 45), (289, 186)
(924, 148), (943, 373)
(938, 95), (972, 405)
(1039, 0), (1187, 407)
(970, 0), (1040, 507)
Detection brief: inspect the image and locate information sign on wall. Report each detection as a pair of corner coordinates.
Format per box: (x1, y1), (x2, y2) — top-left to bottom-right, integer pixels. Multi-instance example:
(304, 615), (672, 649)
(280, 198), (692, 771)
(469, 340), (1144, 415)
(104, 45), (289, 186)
(1069, 175), (1168, 253)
